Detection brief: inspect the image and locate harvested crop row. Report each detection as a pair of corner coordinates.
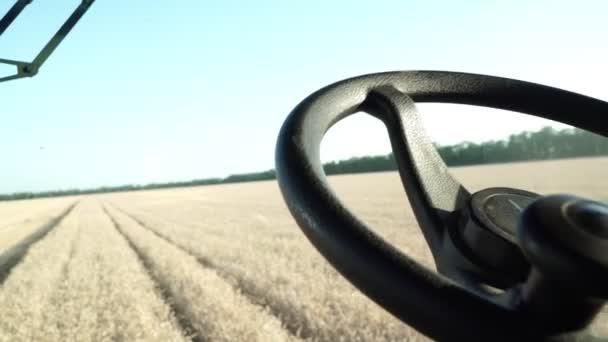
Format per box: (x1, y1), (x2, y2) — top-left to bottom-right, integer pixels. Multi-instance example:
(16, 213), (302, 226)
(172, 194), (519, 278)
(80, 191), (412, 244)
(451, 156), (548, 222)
(0, 200), (187, 342)
(0, 201), (78, 252)
(41, 200), (187, 342)
(0, 203), (82, 341)
(0, 197), (77, 228)
(112, 205), (425, 341)
(104, 204), (298, 342)
(0, 203), (77, 285)
(0, 214), (66, 253)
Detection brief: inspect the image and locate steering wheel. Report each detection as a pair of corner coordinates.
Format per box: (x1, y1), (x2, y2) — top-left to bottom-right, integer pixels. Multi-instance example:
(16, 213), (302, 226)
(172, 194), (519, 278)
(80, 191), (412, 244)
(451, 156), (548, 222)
(275, 71), (608, 341)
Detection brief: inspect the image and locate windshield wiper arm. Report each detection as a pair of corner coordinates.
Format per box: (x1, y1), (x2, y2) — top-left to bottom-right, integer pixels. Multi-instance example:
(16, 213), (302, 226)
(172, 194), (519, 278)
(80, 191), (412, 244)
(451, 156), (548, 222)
(0, 0), (32, 37)
(0, 0), (95, 83)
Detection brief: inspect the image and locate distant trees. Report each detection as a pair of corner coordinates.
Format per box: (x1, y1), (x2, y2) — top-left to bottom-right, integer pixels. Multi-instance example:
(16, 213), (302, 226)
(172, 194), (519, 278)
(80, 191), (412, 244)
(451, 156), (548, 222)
(0, 126), (606, 201)
(323, 154), (396, 175)
(321, 127), (608, 174)
(436, 127), (608, 166)
(223, 170), (275, 183)
(322, 127), (608, 173)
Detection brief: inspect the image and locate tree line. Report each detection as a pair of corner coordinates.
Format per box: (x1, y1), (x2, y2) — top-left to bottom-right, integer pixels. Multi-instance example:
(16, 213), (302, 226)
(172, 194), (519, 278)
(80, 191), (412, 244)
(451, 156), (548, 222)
(1, 126), (606, 201)
(436, 126), (608, 166)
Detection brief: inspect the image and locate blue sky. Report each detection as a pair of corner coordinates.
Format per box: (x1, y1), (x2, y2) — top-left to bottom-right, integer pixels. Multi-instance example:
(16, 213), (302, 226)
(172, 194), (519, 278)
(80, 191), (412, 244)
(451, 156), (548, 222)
(0, 0), (607, 193)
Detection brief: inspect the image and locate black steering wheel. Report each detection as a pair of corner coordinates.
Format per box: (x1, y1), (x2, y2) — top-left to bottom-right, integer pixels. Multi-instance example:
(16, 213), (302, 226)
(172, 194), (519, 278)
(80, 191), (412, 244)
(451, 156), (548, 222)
(275, 71), (608, 341)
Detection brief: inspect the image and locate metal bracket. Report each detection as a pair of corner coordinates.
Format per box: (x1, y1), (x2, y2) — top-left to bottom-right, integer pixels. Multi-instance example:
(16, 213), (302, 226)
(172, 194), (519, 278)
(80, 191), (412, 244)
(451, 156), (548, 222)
(0, 0), (95, 83)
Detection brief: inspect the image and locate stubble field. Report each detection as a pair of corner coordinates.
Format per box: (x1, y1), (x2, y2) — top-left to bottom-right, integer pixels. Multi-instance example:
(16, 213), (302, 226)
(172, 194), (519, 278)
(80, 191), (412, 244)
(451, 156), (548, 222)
(0, 157), (606, 341)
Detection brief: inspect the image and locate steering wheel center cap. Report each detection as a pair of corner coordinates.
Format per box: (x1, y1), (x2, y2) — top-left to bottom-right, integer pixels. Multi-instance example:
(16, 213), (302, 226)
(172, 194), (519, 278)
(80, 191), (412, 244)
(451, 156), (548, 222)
(472, 188), (540, 243)
(459, 187), (540, 285)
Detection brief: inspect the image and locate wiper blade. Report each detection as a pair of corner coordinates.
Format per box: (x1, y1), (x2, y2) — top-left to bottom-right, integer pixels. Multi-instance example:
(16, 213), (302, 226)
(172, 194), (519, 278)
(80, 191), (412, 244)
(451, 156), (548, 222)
(0, 0), (95, 83)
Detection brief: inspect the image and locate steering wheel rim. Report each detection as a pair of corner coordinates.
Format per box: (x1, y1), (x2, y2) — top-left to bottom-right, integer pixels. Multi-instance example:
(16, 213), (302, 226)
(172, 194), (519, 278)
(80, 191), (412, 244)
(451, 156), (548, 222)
(275, 71), (608, 341)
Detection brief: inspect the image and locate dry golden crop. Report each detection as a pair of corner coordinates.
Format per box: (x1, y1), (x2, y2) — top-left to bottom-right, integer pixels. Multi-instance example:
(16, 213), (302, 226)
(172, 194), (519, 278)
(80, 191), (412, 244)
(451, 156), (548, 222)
(0, 201), (187, 341)
(0, 157), (605, 341)
(104, 204), (296, 341)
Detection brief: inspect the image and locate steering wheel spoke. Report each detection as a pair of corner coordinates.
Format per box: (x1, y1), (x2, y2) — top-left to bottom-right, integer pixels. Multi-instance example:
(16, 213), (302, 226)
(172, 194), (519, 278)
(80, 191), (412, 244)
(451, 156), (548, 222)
(363, 86), (470, 256)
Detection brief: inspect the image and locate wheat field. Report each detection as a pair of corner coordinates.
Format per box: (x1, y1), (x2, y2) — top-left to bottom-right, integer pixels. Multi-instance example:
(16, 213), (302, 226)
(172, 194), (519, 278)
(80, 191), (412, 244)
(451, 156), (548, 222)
(0, 157), (606, 341)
